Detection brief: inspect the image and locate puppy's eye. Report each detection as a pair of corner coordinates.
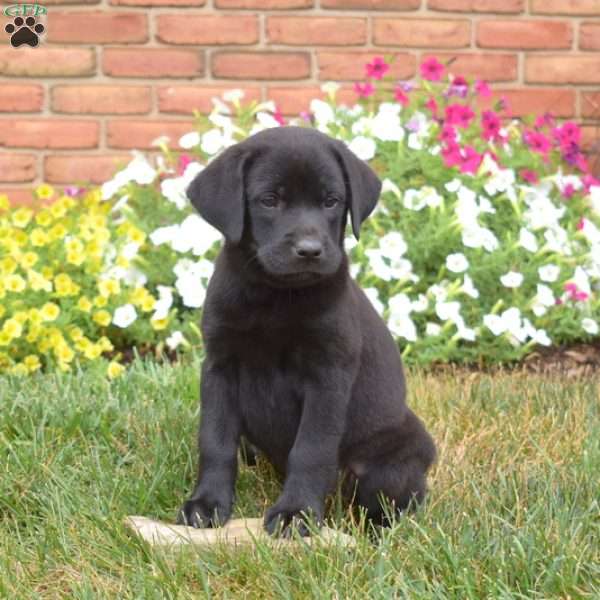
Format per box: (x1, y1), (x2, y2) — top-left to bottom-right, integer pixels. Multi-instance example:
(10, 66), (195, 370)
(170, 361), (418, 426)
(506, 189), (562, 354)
(260, 194), (279, 208)
(323, 195), (339, 209)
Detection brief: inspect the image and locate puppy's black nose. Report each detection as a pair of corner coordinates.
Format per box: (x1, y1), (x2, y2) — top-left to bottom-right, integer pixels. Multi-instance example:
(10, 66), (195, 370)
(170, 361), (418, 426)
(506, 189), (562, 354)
(294, 239), (322, 259)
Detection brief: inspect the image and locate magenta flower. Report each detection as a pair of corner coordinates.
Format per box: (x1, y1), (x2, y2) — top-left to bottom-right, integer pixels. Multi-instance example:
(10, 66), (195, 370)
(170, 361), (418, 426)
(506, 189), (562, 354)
(524, 130), (551, 155)
(562, 183), (576, 200)
(64, 186), (84, 197)
(299, 110), (312, 122)
(273, 107), (286, 126)
(535, 113), (555, 130)
(445, 104), (475, 129)
(481, 110), (502, 142)
(442, 142), (462, 168)
(448, 76), (469, 98)
(365, 57), (389, 80)
(459, 146), (483, 175)
(354, 82), (375, 98)
(394, 86), (409, 106)
(565, 282), (589, 302)
(583, 174), (600, 191)
(520, 169), (539, 184)
(474, 80), (491, 98)
(177, 154), (193, 176)
(553, 121), (581, 145)
(425, 97), (438, 115)
(577, 218), (586, 231)
(440, 125), (457, 143)
(420, 57), (444, 82)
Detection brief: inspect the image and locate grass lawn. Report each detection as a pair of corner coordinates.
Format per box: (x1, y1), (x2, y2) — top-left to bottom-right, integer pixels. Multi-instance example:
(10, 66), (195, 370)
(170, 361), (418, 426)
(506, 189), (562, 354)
(1, 357), (598, 598)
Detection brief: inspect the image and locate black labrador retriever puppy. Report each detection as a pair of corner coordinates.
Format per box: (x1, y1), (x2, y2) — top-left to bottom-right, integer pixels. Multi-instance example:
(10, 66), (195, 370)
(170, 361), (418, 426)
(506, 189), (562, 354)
(178, 126), (436, 535)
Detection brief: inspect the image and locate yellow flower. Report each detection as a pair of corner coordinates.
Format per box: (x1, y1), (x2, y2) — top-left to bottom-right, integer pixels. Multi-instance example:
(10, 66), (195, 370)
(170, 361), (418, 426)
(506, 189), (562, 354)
(94, 295), (108, 308)
(67, 249), (85, 266)
(57, 362), (71, 372)
(141, 295), (156, 312)
(66, 238), (84, 253)
(30, 228), (50, 247)
(54, 273), (79, 297)
(98, 278), (120, 298)
(107, 361), (125, 379)
(83, 343), (102, 360)
(0, 194), (9, 211)
(77, 296), (93, 313)
(35, 210), (53, 227)
(0, 282), (5, 300)
(41, 266), (54, 279)
(55, 344), (75, 363)
(5, 274), (26, 293)
(28, 308), (42, 325)
(24, 355), (41, 372)
(0, 257), (17, 275)
(98, 336), (114, 352)
(93, 310), (111, 327)
(116, 255), (130, 268)
(128, 227), (146, 245)
(11, 364), (28, 377)
(12, 208), (33, 228)
(36, 184), (55, 200)
(27, 269), (53, 293)
(2, 318), (22, 340)
(129, 286), (148, 306)
(151, 318), (168, 331)
(67, 326), (84, 342)
(26, 325), (42, 343)
(13, 310), (28, 324)
(21, 251), (38, 269)
(40, 302), (60, 322)
(0, 331), (10, 346)
(50, 202), (67, 219)
(48, 223), (67, 241)
(14, 230), (28, 246)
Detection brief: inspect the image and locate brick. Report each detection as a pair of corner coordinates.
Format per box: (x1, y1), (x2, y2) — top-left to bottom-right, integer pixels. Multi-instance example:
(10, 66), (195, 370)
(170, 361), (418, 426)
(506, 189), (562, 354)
(478, 88), (575, 118)
(581, 92), (600, 119)
(322, 0), (419, 9)
(428, 0), (524, 11)
(0, 188), (38, 208)
(158, 85), (262, 114)
(52, 85), (151, 114)
(24, 0), (98, 3)
(526, 55), (600, 85)
(103, 48), (203, 78)
(0, 48), (95, 77)
(157, 15), (258, 45)
(112, 0), (204, 4)
(0, 154), (36, 183)
(44, 154), (131, 184)
(216, 0), (312, 7)
(374, 18), (470, 48)
(477, 20), (572, 50)
(267, 17), (366, 45)
(46, 12), (147, 44)
(431, 53), (518, 82)
(213, 52), (309, 80)
(0, 84), (44, 112)
(107, 120), (194, 149)
(581, 126), (599, 152)
(267, 86), (357, 115)
(0, 120), (99, 149)
(317, 52), (415, 80)
(531, 0), (600, 15)
(580, 22), (600, 51)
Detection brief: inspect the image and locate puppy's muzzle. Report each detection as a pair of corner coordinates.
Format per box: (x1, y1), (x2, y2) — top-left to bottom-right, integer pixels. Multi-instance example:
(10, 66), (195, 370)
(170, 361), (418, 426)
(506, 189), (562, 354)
(293, 238), (323, 260)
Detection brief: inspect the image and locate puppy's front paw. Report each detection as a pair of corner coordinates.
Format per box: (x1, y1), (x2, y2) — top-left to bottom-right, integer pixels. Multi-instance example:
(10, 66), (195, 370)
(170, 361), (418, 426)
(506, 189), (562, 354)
(177, 495), (231, 529)
(264, 500), (323, 537)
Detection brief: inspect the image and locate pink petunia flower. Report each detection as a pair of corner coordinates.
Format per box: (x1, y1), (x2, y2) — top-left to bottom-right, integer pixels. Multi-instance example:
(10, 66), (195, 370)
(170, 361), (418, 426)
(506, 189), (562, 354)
(420, 57), (445, 82)
(299, 110), (312, 122)
(445, 104), (475, 128)
(365, 57), (389, 80)
(564, 282), (589, 302)
(440, 124), (457, 143)
(474, 80), (491, 98)
(583, 174), (600, 191)
(481, 110), (502, 142)
(425, 96), (438, 115)
(442, 142), (462, 168)
(273, 107), (286, 126)
(553, 121), (581, 145)
(177, 154), (193, 176)
(524, 130), (551, 155)
(562, 183), (576, 200)
(459, 146), (483, 175)
(354, 82), (375, 98)
(394, 86), (409, 106)
(520, 169), (539, 184)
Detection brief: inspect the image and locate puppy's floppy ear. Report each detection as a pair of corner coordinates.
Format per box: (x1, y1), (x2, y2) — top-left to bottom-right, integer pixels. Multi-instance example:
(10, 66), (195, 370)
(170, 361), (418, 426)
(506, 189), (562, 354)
(332, 140), (382, 240)
(186, 145), (248, 245)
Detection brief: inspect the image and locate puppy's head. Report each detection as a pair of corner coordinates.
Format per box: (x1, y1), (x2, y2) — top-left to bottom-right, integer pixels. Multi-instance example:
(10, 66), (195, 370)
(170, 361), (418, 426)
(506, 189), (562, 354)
(187, 126), (381, 288)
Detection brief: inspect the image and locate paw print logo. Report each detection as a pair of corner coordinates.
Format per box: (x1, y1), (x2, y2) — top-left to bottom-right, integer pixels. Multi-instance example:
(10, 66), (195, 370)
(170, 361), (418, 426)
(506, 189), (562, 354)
(5, 16), (45, 48)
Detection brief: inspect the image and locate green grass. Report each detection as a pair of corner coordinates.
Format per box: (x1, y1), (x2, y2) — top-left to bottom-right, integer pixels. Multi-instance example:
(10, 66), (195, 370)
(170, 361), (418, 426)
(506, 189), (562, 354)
(1, 357), (598, 599)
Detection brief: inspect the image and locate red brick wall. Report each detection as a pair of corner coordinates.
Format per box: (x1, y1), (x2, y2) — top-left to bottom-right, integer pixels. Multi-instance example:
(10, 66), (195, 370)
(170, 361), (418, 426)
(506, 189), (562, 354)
(1, 0), (600, 199)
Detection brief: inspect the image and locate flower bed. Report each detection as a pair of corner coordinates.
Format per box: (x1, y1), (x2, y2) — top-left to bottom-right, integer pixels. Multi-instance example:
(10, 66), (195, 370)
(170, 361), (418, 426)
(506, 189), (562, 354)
(1, 56), (599, 375)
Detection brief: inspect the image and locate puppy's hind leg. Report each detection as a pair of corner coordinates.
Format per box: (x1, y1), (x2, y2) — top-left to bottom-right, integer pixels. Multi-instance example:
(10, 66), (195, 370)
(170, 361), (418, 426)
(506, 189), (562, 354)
(354, 412), (436, 526)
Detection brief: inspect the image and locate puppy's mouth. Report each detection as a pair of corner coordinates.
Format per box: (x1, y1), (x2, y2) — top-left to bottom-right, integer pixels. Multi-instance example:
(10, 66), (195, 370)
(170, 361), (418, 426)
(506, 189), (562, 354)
(265, 270), (323, 288)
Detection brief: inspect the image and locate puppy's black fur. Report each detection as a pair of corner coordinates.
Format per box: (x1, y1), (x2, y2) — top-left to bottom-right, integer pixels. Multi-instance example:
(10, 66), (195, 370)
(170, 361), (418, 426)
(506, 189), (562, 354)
(178, 127), (436, 535)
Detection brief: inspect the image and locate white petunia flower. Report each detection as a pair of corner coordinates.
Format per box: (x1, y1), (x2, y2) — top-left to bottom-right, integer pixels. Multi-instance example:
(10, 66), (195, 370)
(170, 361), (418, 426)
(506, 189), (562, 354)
(590, 186), (600, 216)
(500, 271), (524, 288)
(532, 284), (555, 317)
(113, 304), (137, 328)
(582, 318), (599, 335)
(222, 89), (245, 103)
(422, 187), (443, 208)
(519, 227), (538, 253)
(179, 131), (201, 149)
(387, 313), (417, 342)
(538, 264), (560, 282)
(379, 232), (407, 259)
(320, 81), (340, 96)
(411, 294), (429, 313)
(166, 330), (186, 350)
(310, 99), (335, 131)
(364, 287), (384, 316)
(435, 300), (461, 323)
(176, 274), (206, 308)
(152, 286), (173, 321)
(150, 224), (179, 247)
(347, 136), (376, 161)
(388, 293), (412, 318)
(256, 111), (281, 129)
(407, 132), (423, 151)
(350, 263), (361, 279)
(462, 274), (479, 299)
(425, 322), (442, 337)
(484, 314), (505, 336)
(381, 178), (402, 199)
(445, 178), (462, 193)
(446, 253), (469, 273)
(428, 283), (448, 302)
(344, 237), (358, 252)
(532, 329), (551, 346)
(366, 249), (392, 282)
(403, 189), (426, 211)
